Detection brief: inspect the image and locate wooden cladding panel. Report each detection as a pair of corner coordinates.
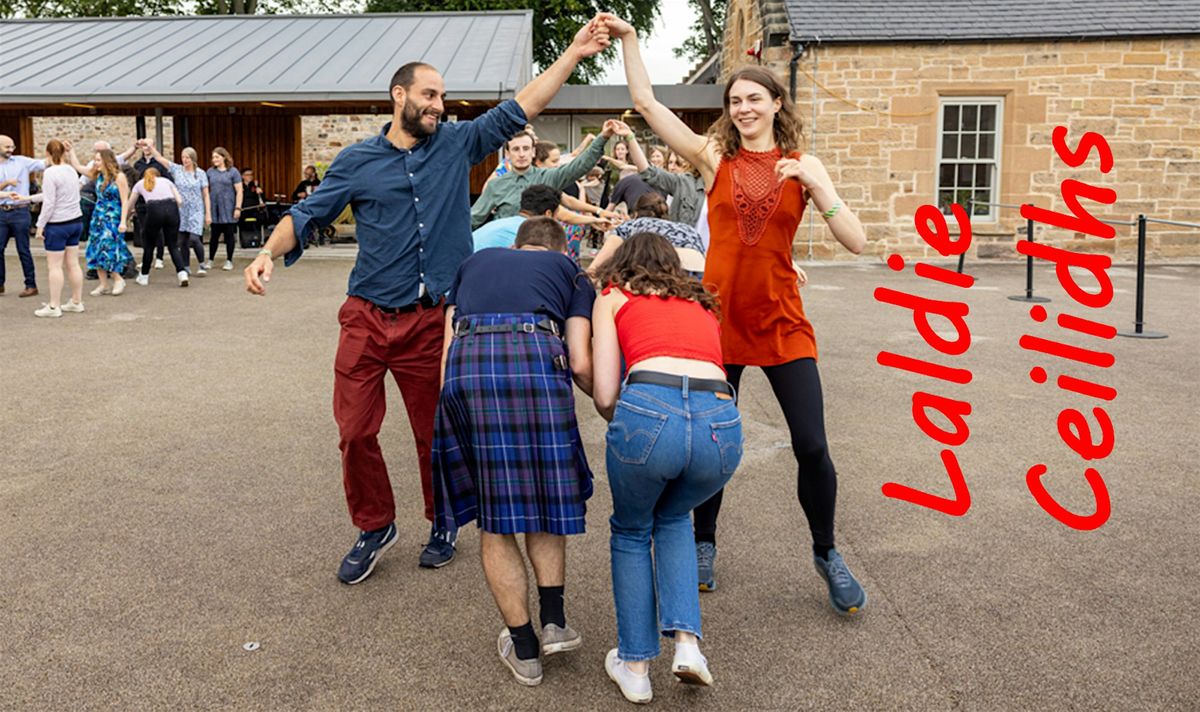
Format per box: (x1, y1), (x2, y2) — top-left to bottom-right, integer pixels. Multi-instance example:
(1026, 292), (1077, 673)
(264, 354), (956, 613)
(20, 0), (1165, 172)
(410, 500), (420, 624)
(0, 116), (34, 156)
(173, 114), (300, 202)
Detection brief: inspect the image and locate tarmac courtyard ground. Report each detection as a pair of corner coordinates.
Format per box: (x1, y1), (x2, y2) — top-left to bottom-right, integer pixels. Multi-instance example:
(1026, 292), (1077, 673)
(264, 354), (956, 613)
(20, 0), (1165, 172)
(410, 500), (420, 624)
(1, 248), (1197, 710)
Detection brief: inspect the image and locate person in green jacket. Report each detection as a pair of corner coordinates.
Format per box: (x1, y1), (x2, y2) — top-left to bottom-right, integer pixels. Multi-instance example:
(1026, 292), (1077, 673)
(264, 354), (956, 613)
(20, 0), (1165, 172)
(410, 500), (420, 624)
(470, 120), (617, 229)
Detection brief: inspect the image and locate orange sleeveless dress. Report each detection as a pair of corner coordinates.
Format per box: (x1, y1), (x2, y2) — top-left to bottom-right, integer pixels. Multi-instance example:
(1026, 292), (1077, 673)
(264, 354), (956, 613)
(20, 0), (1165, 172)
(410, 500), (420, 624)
(704, 147), (817, 366)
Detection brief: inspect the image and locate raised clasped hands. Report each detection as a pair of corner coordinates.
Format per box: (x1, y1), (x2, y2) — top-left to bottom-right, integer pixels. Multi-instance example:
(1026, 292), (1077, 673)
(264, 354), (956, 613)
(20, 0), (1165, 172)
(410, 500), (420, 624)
(610, 120), (633, 138)
(600, 15), (636, 39)
(570, 14), (613, 60)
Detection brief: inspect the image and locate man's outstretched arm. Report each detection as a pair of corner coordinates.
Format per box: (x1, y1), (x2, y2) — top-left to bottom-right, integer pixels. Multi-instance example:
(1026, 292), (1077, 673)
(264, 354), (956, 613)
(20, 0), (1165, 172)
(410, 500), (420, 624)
(514, 14), (613, 121)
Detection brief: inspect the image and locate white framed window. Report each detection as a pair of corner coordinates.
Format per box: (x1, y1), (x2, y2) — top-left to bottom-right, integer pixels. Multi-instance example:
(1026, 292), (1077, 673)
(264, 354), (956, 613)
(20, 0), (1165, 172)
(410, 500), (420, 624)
(936, 97), (1003, 221)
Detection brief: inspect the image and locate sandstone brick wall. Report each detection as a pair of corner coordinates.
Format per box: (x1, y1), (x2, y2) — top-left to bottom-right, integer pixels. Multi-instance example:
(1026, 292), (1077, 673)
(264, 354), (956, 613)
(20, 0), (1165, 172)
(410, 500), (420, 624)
(721, 5), (1200, 260)
(300, 114), (377, 172)
(32, 115), (174, 159)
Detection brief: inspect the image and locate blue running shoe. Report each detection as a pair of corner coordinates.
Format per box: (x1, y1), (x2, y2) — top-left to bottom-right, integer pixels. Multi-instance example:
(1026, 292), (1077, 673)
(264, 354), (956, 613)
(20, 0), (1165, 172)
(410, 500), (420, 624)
(337, 523), (397, 585)
(418, 525), (457, 569)
(814, 548), (867, 615)
(696, 542), (717, 592)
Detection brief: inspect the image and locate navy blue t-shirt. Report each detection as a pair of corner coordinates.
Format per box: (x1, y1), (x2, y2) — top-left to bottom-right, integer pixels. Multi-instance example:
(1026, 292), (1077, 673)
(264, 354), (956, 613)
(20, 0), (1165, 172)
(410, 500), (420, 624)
(449, 248), (596, 330)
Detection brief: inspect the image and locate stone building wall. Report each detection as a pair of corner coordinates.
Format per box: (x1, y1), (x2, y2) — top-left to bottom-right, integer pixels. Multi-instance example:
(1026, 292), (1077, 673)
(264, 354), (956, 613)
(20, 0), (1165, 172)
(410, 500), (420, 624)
(31, 115), (174, 159)
(721, 2), (1200, 260)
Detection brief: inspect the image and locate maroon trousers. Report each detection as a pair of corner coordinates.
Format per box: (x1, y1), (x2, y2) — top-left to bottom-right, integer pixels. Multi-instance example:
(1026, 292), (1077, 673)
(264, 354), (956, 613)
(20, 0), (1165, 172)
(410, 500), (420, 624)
(333, 295), (445, 531)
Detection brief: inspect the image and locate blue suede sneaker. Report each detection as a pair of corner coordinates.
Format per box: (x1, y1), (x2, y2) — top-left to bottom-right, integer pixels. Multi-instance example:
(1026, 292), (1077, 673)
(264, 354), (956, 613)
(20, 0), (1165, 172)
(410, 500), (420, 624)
(813, 548), (867, 615)
(337, 523), (397, 585)
(696, 542), (717, 592)
(418, 525), (457, 569)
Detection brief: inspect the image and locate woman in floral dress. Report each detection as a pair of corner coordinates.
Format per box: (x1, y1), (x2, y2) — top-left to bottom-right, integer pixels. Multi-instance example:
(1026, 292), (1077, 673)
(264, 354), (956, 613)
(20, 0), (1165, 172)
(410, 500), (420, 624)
(82, 149), (132, 296)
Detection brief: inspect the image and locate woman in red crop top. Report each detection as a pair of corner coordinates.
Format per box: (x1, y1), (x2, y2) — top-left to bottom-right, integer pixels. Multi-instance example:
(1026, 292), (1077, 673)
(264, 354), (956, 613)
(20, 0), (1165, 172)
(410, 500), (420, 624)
(591, 233), (742, 702)
(606, 15), (869, 620)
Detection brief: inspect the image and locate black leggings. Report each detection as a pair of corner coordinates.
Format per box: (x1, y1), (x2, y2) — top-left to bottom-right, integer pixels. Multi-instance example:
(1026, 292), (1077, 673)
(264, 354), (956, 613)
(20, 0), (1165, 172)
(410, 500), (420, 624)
(178, 231), (205, 271)
(692, 357), (837, 549)
(140, 201), (183, 276)
(209, 223), (237, 262)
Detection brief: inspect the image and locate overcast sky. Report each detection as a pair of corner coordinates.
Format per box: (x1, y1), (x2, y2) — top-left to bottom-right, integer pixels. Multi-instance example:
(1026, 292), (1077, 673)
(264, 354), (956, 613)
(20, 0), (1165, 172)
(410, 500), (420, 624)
(596, 0), (699, 85)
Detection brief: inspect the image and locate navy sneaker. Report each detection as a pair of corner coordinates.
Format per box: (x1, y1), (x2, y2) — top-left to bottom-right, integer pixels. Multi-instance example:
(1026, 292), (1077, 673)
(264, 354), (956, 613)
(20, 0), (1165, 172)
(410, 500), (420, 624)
(696, 542), (717, 592)
(814, 548), (867, 615)
(337, 523), (397, 585)
(418, 525), (457, 569)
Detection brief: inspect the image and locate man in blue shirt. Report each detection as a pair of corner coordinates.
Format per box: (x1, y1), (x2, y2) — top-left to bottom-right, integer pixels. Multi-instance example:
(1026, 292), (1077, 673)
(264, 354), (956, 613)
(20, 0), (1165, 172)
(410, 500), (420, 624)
(472, 185), (561, 252)
(0, 135), (45, 297)
(245, 16), (615, 583)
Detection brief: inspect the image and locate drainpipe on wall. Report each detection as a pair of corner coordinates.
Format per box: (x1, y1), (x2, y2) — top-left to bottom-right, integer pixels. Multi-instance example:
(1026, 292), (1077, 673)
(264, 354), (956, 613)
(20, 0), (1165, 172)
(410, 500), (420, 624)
(788, 41), (806, 102)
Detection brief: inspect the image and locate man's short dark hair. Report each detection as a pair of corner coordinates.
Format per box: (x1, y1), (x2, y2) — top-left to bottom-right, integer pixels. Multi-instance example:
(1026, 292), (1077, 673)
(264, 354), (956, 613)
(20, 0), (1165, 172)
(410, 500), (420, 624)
(519, 185), (561, 217)
(389, 61), (434, 102)
(506, 130), (535, 150)
(515, 216), (567, 252)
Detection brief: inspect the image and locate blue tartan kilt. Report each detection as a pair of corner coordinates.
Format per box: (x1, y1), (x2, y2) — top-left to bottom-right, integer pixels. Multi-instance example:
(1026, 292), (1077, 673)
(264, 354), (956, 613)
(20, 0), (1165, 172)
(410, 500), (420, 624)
(433, 313), (593, 535)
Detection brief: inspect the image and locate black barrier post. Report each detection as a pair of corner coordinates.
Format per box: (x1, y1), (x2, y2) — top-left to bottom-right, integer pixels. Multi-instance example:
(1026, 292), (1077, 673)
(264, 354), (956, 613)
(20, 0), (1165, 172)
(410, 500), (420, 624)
(1008, 210), (1050, 303)
(958, 200), (970, 274)
(1118, 214), (1168, 339)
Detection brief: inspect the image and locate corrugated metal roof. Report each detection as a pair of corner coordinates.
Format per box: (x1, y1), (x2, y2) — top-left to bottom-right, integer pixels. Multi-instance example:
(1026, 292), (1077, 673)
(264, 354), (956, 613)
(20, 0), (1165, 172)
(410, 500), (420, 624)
(0, 12), (533, 104)
(783, 0), (1200, 43)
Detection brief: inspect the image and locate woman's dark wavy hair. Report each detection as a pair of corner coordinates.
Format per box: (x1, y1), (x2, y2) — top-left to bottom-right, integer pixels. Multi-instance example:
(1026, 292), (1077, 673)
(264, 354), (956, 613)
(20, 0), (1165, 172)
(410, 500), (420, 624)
(708, 66), (804, 159)
(592, 232), (719, 316)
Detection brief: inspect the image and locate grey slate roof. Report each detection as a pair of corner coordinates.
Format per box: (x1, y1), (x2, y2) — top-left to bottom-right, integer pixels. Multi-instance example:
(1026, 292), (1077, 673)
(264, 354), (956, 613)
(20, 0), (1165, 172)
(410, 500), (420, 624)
(783, 0), (1200, 43)
(0, 12), (533, 104)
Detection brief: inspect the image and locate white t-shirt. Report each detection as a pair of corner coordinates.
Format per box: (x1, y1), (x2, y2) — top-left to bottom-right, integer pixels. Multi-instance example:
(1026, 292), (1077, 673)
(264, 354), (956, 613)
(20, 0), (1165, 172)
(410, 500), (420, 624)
(35, 164), (83, 228)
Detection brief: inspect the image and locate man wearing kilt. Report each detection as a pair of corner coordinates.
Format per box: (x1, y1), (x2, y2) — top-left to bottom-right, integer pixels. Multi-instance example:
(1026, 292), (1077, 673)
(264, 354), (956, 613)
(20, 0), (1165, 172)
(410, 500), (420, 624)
(433, 215), (596, 687)
(245, 18), (615, 583)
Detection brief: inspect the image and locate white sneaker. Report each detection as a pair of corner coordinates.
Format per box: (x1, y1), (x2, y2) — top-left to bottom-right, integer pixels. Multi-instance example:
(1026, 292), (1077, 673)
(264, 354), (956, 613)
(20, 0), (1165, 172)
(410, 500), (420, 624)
(671, 641), (712, 686)
(202, 260), (213, 270)
(196, 266), (207, 277)
(34, 303), (63, 318)
(90, 285), (111, 297)
(112, 278), (126, 295)
(222, 260), (234, 271)
(135, 274), (149, 286)
(177, 270), (189, 287)
(154, 258), (164, 270)
(605, 649), (652, 704)
(61, 300), (85, 313)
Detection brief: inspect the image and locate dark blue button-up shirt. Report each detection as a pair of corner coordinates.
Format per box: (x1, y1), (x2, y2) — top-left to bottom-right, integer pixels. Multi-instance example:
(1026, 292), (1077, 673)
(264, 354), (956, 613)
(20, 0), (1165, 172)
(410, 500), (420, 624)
(285, 99), (528, 308)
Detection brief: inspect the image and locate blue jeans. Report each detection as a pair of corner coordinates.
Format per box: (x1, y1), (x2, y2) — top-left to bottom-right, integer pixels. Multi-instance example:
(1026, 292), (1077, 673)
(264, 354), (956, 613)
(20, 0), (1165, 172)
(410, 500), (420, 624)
(0, 207), (36, 289)
(606, 378), (743, 661)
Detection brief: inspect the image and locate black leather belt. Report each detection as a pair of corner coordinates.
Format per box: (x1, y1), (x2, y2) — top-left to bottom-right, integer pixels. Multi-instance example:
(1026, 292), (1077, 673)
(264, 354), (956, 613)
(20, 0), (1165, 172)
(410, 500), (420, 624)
(627, 371), (734, 396)
(0, 204), (30, 211)
(364, 294), (441, 314)
(454, 317), (561, 338)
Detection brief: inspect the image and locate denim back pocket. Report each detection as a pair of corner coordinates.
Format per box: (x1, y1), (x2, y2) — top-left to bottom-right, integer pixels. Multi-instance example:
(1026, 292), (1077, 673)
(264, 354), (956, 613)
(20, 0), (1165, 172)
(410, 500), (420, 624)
(606, 399), (669, 465)
(710, 415), (744, 476)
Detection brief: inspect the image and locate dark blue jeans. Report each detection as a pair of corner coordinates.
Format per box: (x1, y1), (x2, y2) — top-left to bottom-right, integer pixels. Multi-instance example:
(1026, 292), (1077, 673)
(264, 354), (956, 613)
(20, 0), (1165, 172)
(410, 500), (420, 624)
(0, 207), (36, 289)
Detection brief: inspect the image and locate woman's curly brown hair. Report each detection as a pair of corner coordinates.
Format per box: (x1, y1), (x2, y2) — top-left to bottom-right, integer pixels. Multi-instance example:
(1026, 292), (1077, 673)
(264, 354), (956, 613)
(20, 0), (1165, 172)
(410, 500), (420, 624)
(592, 232), (720, 316)
(708, 66), (804, 159)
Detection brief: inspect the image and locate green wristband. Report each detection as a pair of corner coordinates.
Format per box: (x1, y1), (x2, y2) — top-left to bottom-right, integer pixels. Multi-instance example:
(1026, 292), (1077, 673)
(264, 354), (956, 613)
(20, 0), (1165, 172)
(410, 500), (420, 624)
(822, 202), (842, 220)
(258, 248), (274, 259)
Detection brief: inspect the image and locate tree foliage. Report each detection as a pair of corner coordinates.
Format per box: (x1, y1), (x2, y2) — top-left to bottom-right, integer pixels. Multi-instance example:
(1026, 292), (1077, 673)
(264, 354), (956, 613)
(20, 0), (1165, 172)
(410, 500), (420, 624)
(363, 0), (660, 84)
(674, 0), (726, 66)
(3, 0), (183, 19)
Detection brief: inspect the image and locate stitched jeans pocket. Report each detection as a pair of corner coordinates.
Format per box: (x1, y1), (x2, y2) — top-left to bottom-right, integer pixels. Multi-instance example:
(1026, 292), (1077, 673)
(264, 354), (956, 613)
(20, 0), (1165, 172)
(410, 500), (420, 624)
(710, 415), (744, 476)
(606, 400), (669, 466)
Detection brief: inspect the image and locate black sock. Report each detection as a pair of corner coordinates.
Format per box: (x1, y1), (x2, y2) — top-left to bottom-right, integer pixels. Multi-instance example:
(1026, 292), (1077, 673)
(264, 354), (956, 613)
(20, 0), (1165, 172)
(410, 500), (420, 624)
(508, 622), (539, 660)
(538, 585), (565, 629)
(813, 544), (834, 559)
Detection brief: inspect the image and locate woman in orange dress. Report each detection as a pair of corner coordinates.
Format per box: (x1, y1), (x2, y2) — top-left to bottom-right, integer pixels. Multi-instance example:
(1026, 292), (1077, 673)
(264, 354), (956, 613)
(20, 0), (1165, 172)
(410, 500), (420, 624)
(606, 15), (870, 615)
